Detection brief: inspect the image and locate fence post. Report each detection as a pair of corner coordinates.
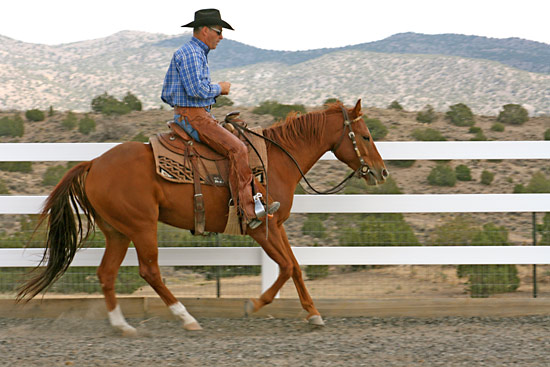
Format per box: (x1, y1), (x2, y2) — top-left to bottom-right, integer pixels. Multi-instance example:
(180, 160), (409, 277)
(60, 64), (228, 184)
(261, 249), (280, 298)
(533, 212), (538, 298)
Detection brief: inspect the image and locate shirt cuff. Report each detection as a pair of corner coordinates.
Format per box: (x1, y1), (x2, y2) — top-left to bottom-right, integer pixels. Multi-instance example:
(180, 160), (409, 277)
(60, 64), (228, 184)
(212, 83), (222, 96)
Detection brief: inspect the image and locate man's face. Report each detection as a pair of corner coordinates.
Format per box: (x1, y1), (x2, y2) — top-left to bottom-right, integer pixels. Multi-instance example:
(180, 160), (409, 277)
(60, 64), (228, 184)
(204, 26), (223, 50)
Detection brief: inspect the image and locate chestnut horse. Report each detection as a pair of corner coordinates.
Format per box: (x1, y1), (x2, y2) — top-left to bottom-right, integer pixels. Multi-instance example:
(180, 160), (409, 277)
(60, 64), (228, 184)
(18, 100), (388, 335)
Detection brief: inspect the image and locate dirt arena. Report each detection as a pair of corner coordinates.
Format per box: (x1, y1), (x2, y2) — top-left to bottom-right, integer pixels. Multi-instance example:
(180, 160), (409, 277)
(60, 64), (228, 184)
(2, 315), (550, 366)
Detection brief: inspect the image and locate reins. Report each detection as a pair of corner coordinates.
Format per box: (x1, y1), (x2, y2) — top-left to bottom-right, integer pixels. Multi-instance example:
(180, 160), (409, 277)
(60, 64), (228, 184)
(229, 106), (370, 195)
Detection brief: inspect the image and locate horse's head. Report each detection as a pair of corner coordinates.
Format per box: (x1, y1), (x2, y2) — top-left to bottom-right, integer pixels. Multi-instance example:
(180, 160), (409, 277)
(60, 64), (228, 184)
(330, 99), (389, 185)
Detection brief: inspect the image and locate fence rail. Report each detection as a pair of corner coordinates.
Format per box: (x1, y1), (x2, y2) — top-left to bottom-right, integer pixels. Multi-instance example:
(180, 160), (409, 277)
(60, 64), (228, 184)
(1, 142), (550, 294)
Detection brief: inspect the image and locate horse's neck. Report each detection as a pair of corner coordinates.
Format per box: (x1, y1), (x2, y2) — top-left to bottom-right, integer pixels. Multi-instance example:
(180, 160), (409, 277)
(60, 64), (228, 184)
(267, 112), (337, 178)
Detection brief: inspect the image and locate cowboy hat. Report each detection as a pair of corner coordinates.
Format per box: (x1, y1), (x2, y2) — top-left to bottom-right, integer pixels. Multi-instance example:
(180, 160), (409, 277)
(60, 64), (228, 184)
(181, 9), (234, 30)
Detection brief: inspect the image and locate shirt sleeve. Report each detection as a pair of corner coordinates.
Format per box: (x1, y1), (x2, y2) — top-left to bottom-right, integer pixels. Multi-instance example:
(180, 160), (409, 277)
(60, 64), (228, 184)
(176, 49), (221, 99)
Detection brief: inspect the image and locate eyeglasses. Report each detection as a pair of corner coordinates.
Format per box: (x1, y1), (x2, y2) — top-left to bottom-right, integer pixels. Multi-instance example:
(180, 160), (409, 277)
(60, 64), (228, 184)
(208, 27), (222, 36)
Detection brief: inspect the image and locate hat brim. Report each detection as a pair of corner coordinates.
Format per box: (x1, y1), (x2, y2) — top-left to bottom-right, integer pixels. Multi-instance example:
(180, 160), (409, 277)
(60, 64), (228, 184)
(181, 18), (234, 30)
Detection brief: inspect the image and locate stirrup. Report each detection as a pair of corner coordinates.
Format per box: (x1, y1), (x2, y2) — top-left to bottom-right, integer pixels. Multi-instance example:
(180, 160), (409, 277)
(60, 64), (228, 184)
(253, 194), (280, 218)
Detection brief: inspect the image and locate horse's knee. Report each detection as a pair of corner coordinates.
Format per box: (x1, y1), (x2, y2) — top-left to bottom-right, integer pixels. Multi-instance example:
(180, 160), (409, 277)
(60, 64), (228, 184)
(139, 265), (161, 285)
(279, 262), (293, 279)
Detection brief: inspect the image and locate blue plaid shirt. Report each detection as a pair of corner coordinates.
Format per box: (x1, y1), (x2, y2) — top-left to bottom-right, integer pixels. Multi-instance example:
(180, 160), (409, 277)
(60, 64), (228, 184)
(161, 37), (222, 108)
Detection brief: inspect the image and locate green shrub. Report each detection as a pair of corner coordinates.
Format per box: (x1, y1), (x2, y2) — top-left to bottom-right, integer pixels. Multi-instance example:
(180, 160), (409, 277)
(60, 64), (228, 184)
(491, 122), (505, 132)
(42, 165), (67, 186)
(302, 214), (326, 239)
(428, 163), (456, 186)
(132, 132), (149, 142)
(0, 179), (9, 194)
(0, 115), (24, 137)
(213, 96), (234, 107)
(446, 103), (475, 126)
(25, 109), (45, 122)
(457, 223), (519, 297)
(305, 265), (330, 280)
(388, 160), (416, 168)
(343, 176), (402, 195)
(480, 170), (494, 185)
(78, 115), (96, 135)
(416, 105), (437, 123)
(388, 100), (403, 110)
(497, 104), (529, 125)
(539, 213), (550, 246)
(468, 126), (481, 134)
(430, 215), (477, 246)
(455, 164), (472, 181)
(91, 92), (136, 115)
(48, 106), (55, 117)
(544, 129), (550, 140)
(122, 92), (142, 111)
(61, 111), (77, 130)
(338, 213), (419, 247)
(363, 117), (388, 140)
(0, 162), (32, 173)
(252, 100), (306, 120)
(522, 171), (550, 193)
(323, 98), (340, 106)
(470, 130), (487, 141)
(411, 127), (446, 141)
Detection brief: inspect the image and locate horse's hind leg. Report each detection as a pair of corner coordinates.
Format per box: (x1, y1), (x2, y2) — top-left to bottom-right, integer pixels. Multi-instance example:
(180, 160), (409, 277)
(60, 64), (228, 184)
(132, 230), (202, 331)
(96, 220), (136, 336)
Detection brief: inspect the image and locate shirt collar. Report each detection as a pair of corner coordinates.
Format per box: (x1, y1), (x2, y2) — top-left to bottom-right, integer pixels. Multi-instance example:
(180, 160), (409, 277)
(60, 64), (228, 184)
(191, 36), (210, 56)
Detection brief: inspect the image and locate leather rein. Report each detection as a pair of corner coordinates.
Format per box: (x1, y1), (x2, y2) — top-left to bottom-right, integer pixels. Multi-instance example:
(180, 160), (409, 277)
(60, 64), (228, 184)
(231, 106), (372, 195)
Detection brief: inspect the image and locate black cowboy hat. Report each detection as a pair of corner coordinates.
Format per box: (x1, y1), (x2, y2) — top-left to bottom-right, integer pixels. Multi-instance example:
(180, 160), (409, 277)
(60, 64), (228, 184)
(181, 9), (234, 30)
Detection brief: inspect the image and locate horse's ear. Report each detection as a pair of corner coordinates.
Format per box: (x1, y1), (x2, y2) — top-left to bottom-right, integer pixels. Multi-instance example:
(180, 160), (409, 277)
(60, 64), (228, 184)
(353, 99), (362, 117)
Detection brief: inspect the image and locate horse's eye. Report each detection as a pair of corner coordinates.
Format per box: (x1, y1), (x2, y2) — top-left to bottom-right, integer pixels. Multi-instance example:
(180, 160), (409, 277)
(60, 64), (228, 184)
(363, 135), (371, 142)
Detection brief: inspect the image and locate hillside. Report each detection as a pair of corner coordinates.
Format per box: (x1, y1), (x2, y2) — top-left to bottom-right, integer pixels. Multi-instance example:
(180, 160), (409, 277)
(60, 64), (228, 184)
(1, 31), (549, 115)
(1, 104), (549, 246)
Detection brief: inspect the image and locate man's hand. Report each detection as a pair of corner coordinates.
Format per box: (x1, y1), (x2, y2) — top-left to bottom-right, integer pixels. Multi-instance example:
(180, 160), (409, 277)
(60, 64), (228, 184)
(219, 81), (231, 95)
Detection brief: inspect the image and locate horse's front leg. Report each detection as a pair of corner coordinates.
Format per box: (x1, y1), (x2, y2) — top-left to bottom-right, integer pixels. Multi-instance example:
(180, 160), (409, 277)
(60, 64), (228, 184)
(280, 226), (324, 325)
(246, 222), (324, 325)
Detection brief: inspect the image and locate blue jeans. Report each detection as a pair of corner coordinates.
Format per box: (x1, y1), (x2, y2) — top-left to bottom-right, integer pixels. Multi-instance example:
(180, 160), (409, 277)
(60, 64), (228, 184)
(174, 114), (201, 142)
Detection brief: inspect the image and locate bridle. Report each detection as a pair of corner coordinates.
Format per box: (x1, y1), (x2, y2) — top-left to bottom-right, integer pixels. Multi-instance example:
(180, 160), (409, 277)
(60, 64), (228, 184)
(230, 106), (373, 195)
(331, 106), (373, 180)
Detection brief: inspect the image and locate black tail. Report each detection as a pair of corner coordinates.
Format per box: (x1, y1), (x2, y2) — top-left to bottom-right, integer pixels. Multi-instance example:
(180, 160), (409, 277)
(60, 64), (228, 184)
(17, 161), (96, 301)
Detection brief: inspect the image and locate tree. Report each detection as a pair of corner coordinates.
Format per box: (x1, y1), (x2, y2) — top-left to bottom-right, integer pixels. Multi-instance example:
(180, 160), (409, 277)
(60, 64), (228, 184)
(213, 96), (234, 107)
(388, 100), (403, 110)
(122, 92), (142, 111)
(446, 103), (475, 126)
(363, 117), (388, 140)
(497, 104), (528, 125)
(78, 115), (96, 135)
(416, 105), (437, 123)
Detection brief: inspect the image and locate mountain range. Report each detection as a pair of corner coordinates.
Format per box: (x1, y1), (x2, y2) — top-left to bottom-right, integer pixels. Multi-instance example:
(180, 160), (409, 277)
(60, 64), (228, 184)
(0, 31), (549, 115)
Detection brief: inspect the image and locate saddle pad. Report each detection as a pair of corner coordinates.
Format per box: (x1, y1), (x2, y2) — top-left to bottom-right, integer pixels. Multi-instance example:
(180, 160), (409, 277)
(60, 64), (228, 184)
(149, 127), (268, 186)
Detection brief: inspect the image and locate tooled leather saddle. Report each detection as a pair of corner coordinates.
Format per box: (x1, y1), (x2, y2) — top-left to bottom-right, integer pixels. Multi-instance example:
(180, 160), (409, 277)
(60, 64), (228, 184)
(148, 117), (267, 235)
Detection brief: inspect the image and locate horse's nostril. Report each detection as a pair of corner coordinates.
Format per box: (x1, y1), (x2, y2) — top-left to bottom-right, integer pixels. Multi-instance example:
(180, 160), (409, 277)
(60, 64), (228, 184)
(382, 169), (389, 178)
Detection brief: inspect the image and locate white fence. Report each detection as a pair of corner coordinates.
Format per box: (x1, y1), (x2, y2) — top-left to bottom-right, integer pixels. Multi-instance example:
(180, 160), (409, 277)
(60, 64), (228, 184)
(1, 142), (550, 294)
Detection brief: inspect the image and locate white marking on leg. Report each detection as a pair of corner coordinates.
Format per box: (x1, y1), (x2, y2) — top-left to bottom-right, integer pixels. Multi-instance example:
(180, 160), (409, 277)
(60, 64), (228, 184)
(169, 302), (202, 330)
(108, 304), (137, 336)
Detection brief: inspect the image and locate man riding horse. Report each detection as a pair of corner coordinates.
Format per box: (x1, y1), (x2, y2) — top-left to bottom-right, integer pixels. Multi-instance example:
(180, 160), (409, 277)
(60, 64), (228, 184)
(161, 9), (279, 229)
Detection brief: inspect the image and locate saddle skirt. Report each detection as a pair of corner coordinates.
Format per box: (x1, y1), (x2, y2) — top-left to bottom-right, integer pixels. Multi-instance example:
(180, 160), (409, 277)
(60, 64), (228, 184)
(149, 122), (268, 186)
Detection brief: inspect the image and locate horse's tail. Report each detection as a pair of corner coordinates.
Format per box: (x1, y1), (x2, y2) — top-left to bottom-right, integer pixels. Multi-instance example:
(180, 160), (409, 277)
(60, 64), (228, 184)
(17, 161), (97, 302)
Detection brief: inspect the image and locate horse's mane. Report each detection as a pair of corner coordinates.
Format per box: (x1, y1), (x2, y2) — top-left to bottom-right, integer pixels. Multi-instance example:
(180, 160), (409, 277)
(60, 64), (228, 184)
(263, 103), (344, 150)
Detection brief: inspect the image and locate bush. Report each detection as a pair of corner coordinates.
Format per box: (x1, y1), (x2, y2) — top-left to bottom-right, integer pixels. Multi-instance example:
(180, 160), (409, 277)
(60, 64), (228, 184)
(491, 122), (505, 132)
(497, 104), (529, 125)
(363, 117), (388, 140)
(521, 171), (550, 193)
(48, 106), (55, 117)
(455, 164), (472, 181)
(91, 92), (139, 115)
(480, 170), (494, 185)
(0, 162), (32, 173)
(457, 223), (520, 297)
(25, 109), (45, 122)
(388, 160), (415, 168)
(446, 103), (475, 126)
(323, 98), (340, 106)
(544, 129), (550, 140)
(416, 105), (437, 123)
(0, 179), (9, 194)
(0, 115), (24, 137)
(252, 100), (306, 120)
(42, 165), (67, 186)
(388, 100), (403, 110)
(338, 213), (419, 247)
(132, 132), (149, 142)
(213, 96), (234, 108)
(302, 214), (326, 239)
(428, 163), (456, 186)
(78, 115), (96, 135)
(61, 111), (77, 130)
(470, 130), (487, 141)
(122, 92), (142, 111)
(305, 265), (329, 280)
(411, 127), (446, 141)
(430, 215), (477, 246)
(539, 213), (550, 246)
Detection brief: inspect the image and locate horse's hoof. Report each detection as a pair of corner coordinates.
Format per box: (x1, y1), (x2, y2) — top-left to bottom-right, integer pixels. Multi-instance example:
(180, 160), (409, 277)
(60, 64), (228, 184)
(183, 321), (203, 331)
(120, 326), (138, 337)
(307, 315), (325, 326)
(244, 299), (257, 317)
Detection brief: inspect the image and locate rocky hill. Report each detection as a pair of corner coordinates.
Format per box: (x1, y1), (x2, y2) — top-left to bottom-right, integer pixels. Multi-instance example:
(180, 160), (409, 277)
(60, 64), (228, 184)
(1, 31), (549, 115)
